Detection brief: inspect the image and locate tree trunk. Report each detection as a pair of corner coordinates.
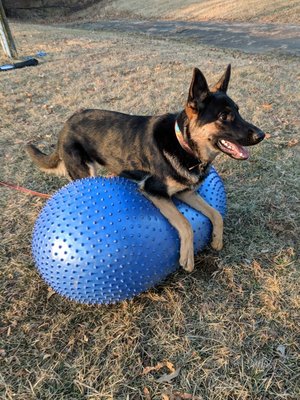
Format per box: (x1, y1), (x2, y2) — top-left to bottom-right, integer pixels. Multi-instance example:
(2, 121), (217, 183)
(0, 0), (18, 59)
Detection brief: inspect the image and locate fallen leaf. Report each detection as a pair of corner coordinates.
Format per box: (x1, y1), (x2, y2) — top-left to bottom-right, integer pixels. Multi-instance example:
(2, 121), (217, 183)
(262, 103), (273, 110)
(143, 387), (151, 400)
(157, 368), (181, 383)
(165, 361), (175, 372)
(173, 393), (194, 400)
(143, 361), (175, 375)
(143, 362), (163, 375)
(165, 392), (203, 400)
(83, 334), (89, 343)
(47, 287), (56, 300)
(287, 138), (299, 147)
(252, 260), (263, 278)
(0, 349), (6, 357)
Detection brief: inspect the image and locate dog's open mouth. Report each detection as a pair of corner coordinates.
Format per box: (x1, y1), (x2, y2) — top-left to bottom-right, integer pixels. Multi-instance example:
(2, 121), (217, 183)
(217, 139), (250, 160)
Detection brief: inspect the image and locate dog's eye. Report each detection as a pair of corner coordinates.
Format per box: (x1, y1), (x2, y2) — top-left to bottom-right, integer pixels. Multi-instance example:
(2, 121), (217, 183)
(219, 112), (229, 121)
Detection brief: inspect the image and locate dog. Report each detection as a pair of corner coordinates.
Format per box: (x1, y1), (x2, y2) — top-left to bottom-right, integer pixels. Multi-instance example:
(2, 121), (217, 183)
(26, 65), (265, 272)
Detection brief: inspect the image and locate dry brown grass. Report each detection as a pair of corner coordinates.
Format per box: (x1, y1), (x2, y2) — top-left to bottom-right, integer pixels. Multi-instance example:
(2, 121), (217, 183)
(0, 21), (299, 400)
(62, 0), (300, 24)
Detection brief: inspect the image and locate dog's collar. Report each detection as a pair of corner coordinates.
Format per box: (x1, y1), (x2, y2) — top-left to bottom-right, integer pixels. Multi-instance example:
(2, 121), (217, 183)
(175, 121), (201, 170)
(175, 121), (195, 157)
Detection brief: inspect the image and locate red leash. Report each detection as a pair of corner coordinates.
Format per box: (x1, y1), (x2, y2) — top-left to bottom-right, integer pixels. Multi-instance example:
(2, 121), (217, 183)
(0, 181), (51, 199)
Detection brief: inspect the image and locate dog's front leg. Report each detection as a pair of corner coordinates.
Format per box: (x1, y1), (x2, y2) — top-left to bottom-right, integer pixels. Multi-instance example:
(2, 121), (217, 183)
(175, 191), (223, 251)
(143, 193), (195, 272)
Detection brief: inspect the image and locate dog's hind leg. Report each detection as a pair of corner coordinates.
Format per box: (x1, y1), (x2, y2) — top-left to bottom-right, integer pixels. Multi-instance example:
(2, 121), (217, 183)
(175, 190), (223, 251)
(63, 142), (93, 180)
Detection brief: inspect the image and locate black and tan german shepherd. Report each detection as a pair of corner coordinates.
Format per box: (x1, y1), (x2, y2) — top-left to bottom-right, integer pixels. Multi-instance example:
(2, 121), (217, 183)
(27, 65), (265, 272)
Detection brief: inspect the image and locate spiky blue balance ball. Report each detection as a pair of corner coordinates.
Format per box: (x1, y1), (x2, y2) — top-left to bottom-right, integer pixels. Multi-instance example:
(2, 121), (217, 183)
(32, 167), (226, 304)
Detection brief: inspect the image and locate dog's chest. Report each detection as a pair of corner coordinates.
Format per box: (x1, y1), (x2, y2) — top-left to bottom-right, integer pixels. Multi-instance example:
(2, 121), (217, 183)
(166, 174), (203, 196)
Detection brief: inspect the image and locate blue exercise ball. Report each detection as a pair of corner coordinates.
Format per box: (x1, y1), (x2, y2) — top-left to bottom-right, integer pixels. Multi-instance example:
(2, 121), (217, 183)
(32, 167), (226, 304)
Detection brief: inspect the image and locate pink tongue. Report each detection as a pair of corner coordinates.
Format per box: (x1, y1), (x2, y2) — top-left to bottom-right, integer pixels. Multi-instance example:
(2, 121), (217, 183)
(220, 140), (250, 159)
(231, 142), (249, 159)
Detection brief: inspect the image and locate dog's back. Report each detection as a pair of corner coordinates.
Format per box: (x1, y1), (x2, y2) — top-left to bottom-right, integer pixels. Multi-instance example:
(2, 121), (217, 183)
(26, 109), (172, 180)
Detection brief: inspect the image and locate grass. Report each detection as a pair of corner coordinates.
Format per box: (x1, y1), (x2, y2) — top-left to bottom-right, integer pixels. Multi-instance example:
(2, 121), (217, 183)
(0, 17), (299, 400)
(61, 0), (300, 24)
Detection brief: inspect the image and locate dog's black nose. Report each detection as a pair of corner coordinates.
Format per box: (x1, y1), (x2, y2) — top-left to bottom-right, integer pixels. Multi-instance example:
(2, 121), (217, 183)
(249, 128), (265, 143)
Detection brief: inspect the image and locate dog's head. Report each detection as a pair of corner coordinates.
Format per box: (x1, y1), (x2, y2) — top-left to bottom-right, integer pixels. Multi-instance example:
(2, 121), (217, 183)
(181, 65), (265, 163)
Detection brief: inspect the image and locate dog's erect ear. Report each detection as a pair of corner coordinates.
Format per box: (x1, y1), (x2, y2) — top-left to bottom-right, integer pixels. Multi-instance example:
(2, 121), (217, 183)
(186, 68), (209, 118)
(212, 64), (231, 93)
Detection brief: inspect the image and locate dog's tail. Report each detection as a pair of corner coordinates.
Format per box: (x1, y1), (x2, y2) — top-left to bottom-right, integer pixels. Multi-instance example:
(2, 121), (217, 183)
(26, 144), (67, 177)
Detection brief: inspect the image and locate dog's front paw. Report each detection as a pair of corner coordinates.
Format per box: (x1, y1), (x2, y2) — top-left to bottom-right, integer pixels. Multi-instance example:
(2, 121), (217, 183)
(179, 244), (195, 272)
(211, 233), (223, 251)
